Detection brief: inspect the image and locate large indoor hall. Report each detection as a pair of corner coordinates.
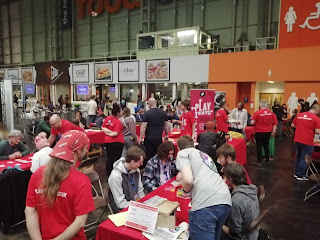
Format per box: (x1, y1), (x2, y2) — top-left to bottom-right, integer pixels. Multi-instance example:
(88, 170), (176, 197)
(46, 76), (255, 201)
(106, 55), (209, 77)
(1, 0), (320, 240)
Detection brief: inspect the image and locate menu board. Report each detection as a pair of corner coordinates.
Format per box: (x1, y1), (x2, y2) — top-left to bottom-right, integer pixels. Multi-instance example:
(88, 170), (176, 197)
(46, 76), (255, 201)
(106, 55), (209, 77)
(72, 64), (89, 83)
(7, 68), (19, 79)
(94, 62), (113, 82)
(118, 61), (139, 82)
(22, 68), (34, 83)
(77, 85), (89, 95)
(146, 59), (170, 81)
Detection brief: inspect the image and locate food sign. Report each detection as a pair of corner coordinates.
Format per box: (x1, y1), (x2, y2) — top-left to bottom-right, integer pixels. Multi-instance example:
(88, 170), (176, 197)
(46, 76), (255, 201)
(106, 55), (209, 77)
(146, 59), (170, 81)
(94, 62), (113, 82)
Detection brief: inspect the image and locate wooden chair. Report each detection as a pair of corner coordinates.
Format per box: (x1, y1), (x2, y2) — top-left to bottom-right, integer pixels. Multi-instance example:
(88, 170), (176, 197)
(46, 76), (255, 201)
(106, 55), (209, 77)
(78, 156), (99, 173)
(304, 155), (320, 201)
(258, 185), (265, 203)
(241, 209), (269, 240)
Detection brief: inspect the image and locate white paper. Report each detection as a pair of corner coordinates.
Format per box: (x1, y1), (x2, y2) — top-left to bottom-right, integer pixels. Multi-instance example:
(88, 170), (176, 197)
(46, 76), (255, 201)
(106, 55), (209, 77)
(7, 161), (14, 163)
(126, 201), (159, 234)
(15, 163), (21, 165)
(144, 195), (167, 207)
(0, 165), (5, 167)
(143, 222), (189, 240)
(15, 159), (29, 163)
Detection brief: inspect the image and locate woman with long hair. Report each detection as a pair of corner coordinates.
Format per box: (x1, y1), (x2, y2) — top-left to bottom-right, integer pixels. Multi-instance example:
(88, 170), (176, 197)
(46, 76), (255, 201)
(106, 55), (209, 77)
(121, 107), (138, 157)
(101, 103), (124, 177)
(25, 130), (95, 240)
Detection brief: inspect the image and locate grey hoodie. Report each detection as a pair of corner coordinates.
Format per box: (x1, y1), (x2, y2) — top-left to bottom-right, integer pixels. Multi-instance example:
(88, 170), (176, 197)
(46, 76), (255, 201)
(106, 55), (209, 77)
(228, 184), (260, 240)
(108, 158), (145, 212)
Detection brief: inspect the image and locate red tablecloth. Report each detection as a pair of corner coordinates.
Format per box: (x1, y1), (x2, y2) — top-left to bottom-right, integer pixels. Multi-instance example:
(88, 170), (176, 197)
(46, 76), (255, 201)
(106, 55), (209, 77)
(0, 154), (34, 173)
(245, 126), (255, 141)
(228, 138), (247, 165)
(96, 178), (190, 240)
(85, 130), (107, 144)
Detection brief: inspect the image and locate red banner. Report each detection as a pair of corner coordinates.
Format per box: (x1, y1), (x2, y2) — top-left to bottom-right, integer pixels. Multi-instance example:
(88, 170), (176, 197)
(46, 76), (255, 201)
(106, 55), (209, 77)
(279, 0), (320, 48)
(190, 89), (215, 137)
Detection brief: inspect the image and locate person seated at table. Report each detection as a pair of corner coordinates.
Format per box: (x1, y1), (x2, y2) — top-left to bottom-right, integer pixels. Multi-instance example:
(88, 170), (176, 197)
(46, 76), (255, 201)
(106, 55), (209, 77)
(31, 134), (53, 173)
(95, 114), (105, 128)
(35, 115), (51, 137)
(25, 130), (95, 240)
(216, 143), (252, 184)
(142, 141), (182, 193)
(75, 111), (88, 129)
(0, 130), (29, 160)
(172, 99), (195, 139)
(135, 108), (145, 122)
(221, 163), (260, 240)
(108, 146), (145, 213)
(176, 135), (231, 240)
(48, 114), (84, 146)
(121, 107), (138, 157)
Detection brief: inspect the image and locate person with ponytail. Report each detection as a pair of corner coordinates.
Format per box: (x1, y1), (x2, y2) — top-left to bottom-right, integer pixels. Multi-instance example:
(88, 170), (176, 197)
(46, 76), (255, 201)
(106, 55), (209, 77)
(25, 130), (95, 240)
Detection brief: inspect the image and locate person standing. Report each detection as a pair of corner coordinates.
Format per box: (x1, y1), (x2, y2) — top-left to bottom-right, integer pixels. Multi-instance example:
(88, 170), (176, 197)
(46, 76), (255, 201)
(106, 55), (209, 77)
(120, 95), (127, 110)
(25, 130), (95, 240)
(121, 107), (138, 157)
(176, 135), (231, 240)
(216, 101), (229, 133)
(140, 98), (170, 166)
(291, 104), (320, 180)
(230, 102), (248, 137)
(101, 103), (124, 177)
(88, 95), (97, 124)
(173, 99), (196, 139)
(251, 100), (278, 166)
(58, 95), (63, 109)
(272, 101), (284, 137)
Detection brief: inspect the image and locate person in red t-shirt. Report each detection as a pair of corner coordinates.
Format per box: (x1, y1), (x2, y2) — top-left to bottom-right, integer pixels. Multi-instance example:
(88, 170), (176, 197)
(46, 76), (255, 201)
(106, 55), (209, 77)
(291, 104), (320, 180)
(173, 99), (196, 139)
(25, 130), (95, 240)
(216, 143), (252, 184)
(101, 103), (124, 177)
(48, 114), (84, 146)
(215, 101), (229, 133)
(251, 100), (278, 166)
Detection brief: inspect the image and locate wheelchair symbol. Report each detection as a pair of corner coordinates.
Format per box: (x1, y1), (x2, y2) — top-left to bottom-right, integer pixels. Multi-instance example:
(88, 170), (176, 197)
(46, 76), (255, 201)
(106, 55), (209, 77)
(300, 2), (320, 30)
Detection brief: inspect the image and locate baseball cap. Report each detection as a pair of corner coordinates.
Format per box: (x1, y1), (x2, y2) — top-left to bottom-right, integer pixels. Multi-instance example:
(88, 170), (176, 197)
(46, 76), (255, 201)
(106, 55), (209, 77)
(8, 130), (23, 138)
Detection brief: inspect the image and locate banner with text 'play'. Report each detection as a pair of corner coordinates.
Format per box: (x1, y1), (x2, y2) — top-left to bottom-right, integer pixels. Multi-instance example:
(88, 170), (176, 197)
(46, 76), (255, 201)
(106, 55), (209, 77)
(190, 89), (215, 137)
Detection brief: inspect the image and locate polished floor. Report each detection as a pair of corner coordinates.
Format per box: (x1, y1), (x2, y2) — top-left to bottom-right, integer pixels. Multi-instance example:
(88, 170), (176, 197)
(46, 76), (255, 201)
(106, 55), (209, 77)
(1, 113), (320, 239)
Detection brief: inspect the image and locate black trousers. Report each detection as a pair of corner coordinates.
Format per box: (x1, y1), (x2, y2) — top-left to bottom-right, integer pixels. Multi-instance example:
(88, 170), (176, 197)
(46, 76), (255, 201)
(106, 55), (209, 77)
(105, 142), (124, 178)
(143, 138), (162, 167)
(255, 132), (271, 163)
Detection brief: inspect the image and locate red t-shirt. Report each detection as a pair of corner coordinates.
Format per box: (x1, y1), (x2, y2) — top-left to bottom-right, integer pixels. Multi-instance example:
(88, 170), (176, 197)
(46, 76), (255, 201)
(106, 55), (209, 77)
(293, 112), (320, 145)
(181, 111), (195, 136)
(50, 119), (84, 136)
(215, 109), (229, 133)
(101, 116), (124, 143)
(252, 109), (278, 132)
(26, 166), (95, 240)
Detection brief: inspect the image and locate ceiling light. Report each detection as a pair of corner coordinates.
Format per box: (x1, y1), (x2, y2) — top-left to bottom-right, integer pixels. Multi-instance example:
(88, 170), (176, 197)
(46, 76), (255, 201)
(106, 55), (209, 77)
(267, 81), (274, 84)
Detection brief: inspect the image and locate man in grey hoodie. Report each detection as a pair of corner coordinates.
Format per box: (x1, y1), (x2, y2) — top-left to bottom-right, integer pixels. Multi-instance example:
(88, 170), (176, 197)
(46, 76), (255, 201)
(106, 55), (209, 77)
(222, 163), (260, 240)
(108, 146), (146, 213)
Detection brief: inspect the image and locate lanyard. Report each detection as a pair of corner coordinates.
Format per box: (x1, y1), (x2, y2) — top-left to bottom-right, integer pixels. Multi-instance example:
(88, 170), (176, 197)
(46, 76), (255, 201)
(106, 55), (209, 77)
(124, 165), (136, 192)
(160, 161), (169, 182)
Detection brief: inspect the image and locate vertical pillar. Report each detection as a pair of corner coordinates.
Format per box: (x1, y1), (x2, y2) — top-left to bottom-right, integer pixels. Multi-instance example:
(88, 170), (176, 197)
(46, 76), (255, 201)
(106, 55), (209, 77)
(172, 83), (177, 103)
(115, 84), (119, 98)
(142, 83), (146, 99)
(91, 84), (96, 95)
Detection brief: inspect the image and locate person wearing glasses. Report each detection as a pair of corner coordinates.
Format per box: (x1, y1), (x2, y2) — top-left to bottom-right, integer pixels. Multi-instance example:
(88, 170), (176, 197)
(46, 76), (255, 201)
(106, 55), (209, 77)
(48, 114), (83, 146)
(0, 130), (29, 160)
(108, 146), (146, 213)
(142, 141), (182, 193)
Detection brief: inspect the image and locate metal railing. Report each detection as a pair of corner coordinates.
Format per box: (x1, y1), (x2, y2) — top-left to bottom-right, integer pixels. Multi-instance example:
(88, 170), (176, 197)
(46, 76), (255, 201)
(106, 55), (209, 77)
(255, 37), (277, 50)
(93, 50), (137, 62)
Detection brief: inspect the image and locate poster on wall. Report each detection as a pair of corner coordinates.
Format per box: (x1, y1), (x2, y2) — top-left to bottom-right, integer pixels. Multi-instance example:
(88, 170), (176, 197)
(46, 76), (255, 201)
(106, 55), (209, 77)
(25, 85), (35, 94)
(72, 64), (89, 83)
(190, 89), (215, 137)
(118, 61), (139, 82)
(215, 91), (226, 111)
(0, 70), (4, 80)
(21, 68), (34, 83)
(146, 59), (170, 81)
(94, 62), (113, 82)
(35, 61), (70, 84)
(7, 68), (19, 79)
(76, 85), (89, 95)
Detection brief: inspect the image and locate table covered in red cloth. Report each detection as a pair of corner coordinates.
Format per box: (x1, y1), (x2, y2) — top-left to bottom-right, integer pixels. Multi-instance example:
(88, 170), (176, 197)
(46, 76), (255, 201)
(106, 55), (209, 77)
(228, 138), (247, 165)
(0, 154), (34, 173)
(96, 178), (190, 240)
(245, 126), (255, 141)
(85, 129), (108, 144)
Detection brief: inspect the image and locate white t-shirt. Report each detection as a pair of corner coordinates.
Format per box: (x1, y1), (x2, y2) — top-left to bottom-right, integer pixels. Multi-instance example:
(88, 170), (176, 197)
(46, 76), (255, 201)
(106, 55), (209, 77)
(176, 148), (231, 211)
(30, 147), (53, 173)
(87, 99), (97, 115)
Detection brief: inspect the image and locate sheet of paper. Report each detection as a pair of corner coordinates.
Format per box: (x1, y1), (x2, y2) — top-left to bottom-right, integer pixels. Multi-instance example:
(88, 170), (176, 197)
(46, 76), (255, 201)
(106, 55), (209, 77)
(143, 222), (189, 240)
(0, 165), (5, 167)
(144, 195), (167, 207)
(126, 201), (159, 234)
(108, 211), (128, 227)
(7, 161), (14, 164)
(15, 159), (29, 163)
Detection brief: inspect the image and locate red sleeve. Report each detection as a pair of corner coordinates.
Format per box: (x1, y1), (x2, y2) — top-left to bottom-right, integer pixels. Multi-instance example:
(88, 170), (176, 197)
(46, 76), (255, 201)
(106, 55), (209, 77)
(252, 112), (257, 121)
(188, 112), (195, 125)
(272, 113), (278, 125)
(223, 111), (228, 121)
(113, 119), (123, 133)
(50, 127), (58, 136)
(101, 117), (109, 128)
(74, 176), (95, 216)
(26, 173), (37, 207)
(73, 124), (84, 132)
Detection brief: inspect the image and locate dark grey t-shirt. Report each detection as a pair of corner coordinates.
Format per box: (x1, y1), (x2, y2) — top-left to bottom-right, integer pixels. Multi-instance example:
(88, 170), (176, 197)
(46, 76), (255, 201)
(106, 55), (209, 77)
(143, 108), (168, 139)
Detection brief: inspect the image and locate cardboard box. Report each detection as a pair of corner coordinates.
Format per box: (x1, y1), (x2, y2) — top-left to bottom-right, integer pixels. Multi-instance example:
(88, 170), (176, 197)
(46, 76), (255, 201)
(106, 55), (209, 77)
(156, 200), (180, 229)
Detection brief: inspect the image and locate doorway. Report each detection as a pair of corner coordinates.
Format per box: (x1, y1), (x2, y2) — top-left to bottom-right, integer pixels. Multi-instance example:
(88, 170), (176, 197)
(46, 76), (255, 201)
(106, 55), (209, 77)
(260, 93), (284, 106)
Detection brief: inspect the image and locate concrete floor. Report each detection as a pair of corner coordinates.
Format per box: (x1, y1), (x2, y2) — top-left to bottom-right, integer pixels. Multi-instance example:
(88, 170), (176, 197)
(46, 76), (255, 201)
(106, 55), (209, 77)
(1, 111), (320, 239)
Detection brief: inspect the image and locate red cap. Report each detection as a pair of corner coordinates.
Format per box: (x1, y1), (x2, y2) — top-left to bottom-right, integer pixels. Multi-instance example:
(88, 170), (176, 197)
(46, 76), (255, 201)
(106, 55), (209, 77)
(49, 130), (89, 163)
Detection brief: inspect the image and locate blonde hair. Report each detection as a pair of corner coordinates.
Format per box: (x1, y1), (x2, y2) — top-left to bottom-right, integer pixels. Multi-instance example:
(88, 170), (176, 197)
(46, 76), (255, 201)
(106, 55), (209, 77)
(42, 157), (71, 207)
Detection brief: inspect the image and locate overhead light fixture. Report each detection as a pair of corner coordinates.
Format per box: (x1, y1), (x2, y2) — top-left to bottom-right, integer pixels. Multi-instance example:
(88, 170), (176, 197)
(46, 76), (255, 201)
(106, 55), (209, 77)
(267, 81), (274, 84)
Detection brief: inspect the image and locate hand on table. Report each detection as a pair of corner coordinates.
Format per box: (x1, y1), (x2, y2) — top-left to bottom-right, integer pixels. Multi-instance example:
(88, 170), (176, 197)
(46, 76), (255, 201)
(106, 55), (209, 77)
(14, 152), (22, 158)
(9, 154), (16, 160)
(176, 172), (182, 181)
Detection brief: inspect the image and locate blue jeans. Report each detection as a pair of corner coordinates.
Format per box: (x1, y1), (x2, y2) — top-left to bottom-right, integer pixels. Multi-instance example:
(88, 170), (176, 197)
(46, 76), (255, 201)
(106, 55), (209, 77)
(89, 115), (96, 124)
(189, 204), (231, 240)
(294, 142), (314, 177)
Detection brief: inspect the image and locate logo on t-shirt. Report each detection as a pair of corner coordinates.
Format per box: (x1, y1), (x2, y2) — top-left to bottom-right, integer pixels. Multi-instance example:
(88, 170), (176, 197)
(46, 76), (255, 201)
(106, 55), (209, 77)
(297, 115), (312, 120)
(200, 152), (218, 173)
(260, 111), (271, 116)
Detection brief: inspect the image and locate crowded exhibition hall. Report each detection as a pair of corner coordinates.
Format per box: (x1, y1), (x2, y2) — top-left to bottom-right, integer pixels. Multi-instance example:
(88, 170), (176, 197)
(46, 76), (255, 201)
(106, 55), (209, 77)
(0, 0), (319, 239)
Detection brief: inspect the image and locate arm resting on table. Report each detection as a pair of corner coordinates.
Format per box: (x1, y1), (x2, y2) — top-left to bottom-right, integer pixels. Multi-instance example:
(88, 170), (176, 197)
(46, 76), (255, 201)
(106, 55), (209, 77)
(53, 214), (88, 240)
(19, 142), (30, 157)
(25, 206), (42, 240)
